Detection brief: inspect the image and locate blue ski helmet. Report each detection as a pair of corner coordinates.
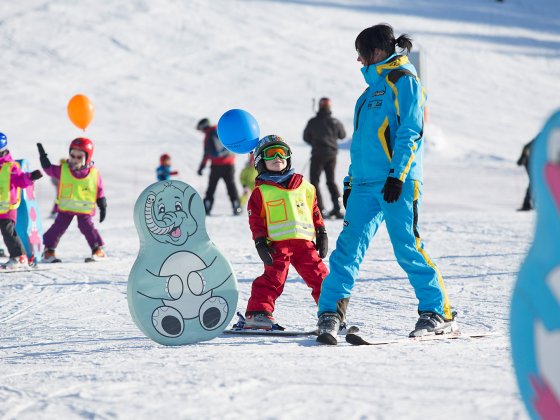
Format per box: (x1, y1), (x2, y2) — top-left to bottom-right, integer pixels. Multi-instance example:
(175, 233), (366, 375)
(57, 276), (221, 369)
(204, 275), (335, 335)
(254, 135), (292, 174)
(0, 133), (7, 152)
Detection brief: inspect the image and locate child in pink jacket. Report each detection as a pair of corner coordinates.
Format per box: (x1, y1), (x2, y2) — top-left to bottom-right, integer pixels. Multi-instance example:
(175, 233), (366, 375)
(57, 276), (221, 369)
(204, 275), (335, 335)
(37, 138), (107, 262)
(0, 133), (43, 269)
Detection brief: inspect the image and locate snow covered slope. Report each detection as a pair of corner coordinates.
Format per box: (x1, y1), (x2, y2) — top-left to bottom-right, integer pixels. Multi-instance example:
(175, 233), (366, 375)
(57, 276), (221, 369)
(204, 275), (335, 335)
(1, 0), (559, 418)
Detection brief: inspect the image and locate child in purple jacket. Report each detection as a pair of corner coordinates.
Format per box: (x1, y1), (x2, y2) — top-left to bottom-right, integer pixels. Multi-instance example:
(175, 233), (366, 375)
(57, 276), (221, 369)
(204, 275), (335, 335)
(37, 138), (107, 262)
(0, 133), (43, 269)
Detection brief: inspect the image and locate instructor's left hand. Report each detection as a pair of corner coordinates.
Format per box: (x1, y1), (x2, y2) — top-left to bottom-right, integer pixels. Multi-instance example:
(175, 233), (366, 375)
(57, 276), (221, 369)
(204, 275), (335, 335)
(315, 227), (328, 259)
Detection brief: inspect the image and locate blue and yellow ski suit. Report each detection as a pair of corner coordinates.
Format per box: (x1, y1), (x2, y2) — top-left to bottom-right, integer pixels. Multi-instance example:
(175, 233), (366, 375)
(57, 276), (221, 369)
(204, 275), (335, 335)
(318, 54), (452, 319)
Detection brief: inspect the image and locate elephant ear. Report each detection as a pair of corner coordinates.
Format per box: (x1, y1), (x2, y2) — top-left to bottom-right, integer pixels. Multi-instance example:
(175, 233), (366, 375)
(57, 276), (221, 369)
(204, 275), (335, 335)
(186, 190), (207, 236)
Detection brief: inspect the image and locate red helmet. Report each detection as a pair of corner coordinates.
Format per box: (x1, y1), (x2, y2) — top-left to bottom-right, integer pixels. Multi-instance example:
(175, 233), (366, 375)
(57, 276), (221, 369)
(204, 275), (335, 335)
(69, 137), (94, 164)
(160, 153), (171, 165)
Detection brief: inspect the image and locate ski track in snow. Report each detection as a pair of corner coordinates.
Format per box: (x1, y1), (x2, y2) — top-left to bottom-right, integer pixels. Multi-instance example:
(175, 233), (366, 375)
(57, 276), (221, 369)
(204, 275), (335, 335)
(1, 0), (559, 418)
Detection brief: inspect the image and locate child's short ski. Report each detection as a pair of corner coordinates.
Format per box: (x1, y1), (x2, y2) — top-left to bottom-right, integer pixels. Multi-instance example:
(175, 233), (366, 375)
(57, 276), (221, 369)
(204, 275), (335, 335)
(224, 328), (318, 337)
(0, 265), (51, 273)
(85, 256), (108, 263)
(225, 312), (318, 336)
(346, 331), (495, 346)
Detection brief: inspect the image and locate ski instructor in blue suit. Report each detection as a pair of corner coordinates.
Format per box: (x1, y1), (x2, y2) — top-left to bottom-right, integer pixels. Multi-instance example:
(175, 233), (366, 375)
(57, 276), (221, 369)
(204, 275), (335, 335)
(316, 23), (454, 345)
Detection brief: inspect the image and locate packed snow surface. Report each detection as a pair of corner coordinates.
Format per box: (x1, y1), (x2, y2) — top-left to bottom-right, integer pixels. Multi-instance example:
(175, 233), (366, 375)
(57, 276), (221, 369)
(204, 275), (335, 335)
(1, 0), (559, 418)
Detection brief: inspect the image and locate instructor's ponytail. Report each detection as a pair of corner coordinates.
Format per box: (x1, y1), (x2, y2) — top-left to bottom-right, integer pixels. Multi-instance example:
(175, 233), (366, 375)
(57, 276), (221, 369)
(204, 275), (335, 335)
(395, 34), (413, 54)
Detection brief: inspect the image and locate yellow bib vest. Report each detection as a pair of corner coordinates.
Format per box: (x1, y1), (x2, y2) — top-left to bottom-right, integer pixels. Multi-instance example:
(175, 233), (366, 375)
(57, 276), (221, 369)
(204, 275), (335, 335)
(259, 180), (316, 241)
(57, 163), (98, 214)
(0, 161), (22, 214)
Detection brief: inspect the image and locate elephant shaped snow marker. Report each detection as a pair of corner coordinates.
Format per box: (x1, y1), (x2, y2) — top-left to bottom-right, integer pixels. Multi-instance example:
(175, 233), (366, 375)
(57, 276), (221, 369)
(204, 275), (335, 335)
(128, 180), (238, 345)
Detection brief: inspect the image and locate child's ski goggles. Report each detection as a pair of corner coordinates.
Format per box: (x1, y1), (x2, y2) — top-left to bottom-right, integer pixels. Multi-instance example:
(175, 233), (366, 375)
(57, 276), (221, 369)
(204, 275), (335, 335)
(262, 145), (291, 160)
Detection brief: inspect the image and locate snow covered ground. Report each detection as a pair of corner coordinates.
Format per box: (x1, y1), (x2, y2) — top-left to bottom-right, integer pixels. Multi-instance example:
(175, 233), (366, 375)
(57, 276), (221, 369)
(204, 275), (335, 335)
(1, 0), (559, 418)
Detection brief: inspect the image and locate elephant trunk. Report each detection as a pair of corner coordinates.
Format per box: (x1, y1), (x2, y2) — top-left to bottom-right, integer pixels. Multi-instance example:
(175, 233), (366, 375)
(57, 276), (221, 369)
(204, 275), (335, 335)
(145, 194), (174, 235)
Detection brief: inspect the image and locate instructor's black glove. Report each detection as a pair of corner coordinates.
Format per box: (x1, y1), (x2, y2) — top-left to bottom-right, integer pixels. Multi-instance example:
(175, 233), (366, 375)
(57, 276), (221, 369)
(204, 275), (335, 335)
(315, 227), (328, 259)
(30, 170), (43, 181)
(37, 143), (52, 169)
(97, 197), (107, 223)
(255, 237), (274, 266)
(197, 163), (205, 176)
(342, 181), (351, 209)
(382, 177), (403, 203)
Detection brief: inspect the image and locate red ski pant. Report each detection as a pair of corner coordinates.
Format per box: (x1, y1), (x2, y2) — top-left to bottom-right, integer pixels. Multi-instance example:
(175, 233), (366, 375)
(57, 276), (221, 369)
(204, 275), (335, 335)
(246, 239), (329, 315)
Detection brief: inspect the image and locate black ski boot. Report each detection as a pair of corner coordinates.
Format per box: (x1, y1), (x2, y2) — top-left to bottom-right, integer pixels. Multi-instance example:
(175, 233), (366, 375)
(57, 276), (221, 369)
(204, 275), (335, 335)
(203, 198), (213, 216)
(232, 199), (242, 216)
(328, 198), (344, 219)
(409, 311), (457, 337)
(316, 312), (341, 345)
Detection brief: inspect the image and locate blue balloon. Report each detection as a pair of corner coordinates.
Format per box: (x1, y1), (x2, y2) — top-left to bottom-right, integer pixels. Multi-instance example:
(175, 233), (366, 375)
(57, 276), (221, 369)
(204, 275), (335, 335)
(217, 109), (260, 154)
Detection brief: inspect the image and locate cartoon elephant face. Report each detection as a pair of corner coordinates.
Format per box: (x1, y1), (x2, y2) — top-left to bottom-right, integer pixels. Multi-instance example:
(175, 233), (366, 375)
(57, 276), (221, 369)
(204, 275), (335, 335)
(144, 183), (200, 245)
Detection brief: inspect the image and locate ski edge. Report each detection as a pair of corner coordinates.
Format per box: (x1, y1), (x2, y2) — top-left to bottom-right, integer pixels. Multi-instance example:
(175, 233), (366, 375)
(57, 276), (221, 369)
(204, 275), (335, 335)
(223, 328), (319, 337)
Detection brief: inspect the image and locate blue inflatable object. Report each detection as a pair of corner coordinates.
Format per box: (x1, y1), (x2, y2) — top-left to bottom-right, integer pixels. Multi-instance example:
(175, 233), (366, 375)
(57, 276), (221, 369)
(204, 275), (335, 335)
(0, 133), (7, 151)
(15, 159), (44, 263)
(217, 109), (260, 154)
(128, 180), (238, 345)
(511, 110), (560, 418)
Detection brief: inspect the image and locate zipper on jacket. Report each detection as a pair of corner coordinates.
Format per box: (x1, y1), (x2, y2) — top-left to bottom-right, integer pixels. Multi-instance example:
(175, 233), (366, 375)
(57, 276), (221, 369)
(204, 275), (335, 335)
(354, 96), (367, 130)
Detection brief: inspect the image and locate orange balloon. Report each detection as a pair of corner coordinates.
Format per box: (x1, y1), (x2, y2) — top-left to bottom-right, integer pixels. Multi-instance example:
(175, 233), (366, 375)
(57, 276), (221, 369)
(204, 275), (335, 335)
(67, 94), (94, 130)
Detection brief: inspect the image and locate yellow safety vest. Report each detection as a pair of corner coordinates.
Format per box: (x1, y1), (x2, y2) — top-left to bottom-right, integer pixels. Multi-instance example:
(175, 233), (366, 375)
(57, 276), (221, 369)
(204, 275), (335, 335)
(57, 163), (98, 214)
(0, 161), (21, 214)
(259, 180), (316, 241)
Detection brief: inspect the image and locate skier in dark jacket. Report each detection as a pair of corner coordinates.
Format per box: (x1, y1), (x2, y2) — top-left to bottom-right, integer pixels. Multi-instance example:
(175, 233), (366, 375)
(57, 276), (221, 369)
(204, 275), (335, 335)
(517, 138), (535, 211)
(196, 118), (241, 216)
(303, 98), (346, 219)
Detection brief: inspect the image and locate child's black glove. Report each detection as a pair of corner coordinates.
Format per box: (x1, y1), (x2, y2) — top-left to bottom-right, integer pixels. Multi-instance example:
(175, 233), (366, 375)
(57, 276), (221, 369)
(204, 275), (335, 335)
(97, 197), (107, 223)
(342, 180), (351, 209)
(382, 177), (403, 203)
(37, 143), (51, 169)
(30, 170), (43, 181)
(254, 237), (273, 266)
(315, 227), (328, 259)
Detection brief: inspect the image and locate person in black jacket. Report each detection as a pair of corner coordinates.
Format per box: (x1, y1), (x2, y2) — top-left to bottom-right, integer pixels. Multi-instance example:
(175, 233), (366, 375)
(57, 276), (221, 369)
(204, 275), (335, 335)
(517, 138), (535, 211)
(303, 98), (346, 219)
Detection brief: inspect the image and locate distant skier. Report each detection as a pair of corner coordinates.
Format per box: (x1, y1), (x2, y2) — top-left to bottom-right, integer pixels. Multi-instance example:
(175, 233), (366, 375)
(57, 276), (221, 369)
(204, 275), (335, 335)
(316, 23), (455, 344)
(238, 153), (258, 207)
(0, 133), (43, 269)
(156, 153), (178, 181)
(37, 138), (107, 262)
(243, 135), (329, 329)
(303, 97), (347, 219)
(196, 118), (241, 216)
(517, 138), (535, 211)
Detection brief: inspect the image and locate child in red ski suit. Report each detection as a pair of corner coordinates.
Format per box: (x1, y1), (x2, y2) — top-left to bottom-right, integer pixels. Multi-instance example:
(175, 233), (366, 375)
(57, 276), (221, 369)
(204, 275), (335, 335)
(37, 138), (107, 262)
(244, 135), (328, 329)
(0, 133), (43, 268)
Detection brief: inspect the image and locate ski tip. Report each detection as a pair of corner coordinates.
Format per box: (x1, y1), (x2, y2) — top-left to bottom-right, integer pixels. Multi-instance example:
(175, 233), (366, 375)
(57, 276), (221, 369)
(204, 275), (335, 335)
(409, 329), (427, 338)
(316, 333), (338, 345)
(345, 333), (372, 346)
